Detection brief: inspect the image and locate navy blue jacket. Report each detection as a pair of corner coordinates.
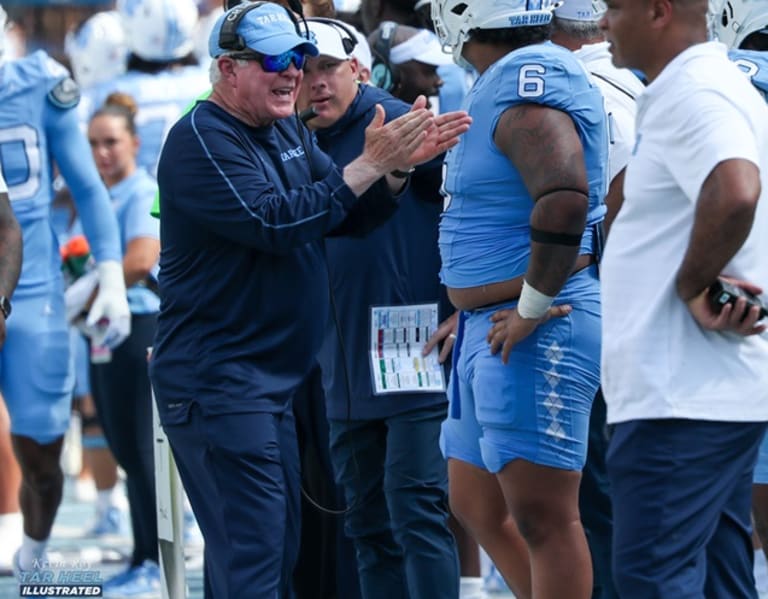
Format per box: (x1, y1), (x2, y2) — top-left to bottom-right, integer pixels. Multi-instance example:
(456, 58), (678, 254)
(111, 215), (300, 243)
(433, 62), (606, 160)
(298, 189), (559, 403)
(316, 85), (449, 421)
(149, 100), (394, 425)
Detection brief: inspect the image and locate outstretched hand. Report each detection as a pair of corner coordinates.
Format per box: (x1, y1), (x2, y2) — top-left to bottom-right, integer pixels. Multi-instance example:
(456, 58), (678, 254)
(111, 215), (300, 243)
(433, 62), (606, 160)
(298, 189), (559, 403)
(486, 304), (572, 364)
(406, 95), (472, 167)
(362, 104), (433, 174)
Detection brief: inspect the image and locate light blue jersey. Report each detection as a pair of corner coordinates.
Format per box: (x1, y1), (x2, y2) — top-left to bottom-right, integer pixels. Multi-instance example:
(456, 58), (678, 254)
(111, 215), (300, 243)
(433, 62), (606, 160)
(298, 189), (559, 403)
(439, 42), (606, 474)
(0, 51), (122, 294)
(439, 41), (608, 290)
(437, 63), (473, 113)
(0, 52), (72, 226)
(0, 51), (122, 441)
(82, 66), (210, 175)
(110, 168), (160, 314)
(729, 48), (768, 100)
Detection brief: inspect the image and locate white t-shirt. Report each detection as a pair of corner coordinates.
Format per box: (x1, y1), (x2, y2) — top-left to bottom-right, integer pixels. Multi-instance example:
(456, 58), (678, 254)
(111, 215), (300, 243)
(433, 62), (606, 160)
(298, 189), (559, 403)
(0, 170), (6, 194)
(576, 41), (644, 182)
(601, 41), (768, 424)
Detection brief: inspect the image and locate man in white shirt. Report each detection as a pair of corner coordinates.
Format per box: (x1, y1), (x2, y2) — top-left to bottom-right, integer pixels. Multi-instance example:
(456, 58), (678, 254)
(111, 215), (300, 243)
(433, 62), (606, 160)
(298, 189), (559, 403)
(600, 0), (768, 596)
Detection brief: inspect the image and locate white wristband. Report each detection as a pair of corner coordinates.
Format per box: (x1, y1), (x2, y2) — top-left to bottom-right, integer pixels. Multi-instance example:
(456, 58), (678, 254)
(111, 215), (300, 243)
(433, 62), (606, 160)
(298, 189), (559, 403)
(517, 279), (554, 319)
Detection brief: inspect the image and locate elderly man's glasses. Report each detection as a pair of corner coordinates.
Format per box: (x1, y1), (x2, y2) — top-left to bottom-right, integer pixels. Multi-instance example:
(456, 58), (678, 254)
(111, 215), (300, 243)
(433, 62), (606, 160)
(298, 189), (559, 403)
(227, 49), (307, 73)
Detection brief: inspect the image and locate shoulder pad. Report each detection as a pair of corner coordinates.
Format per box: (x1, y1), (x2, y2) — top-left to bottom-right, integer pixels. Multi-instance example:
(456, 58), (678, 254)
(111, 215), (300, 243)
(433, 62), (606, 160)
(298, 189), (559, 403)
(47, 77), (81, 109)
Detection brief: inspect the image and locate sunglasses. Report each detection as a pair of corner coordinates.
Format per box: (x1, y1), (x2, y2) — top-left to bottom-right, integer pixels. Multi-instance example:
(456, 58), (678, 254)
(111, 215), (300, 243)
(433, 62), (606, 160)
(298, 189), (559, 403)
(227, 49), (307, 73)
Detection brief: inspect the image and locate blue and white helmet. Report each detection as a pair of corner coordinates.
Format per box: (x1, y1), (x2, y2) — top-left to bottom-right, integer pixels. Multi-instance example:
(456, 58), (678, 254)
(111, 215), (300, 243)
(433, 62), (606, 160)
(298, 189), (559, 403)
(713, 0), (768, 48)
(117, 0), (199, 62)
(432, 0), (558, 67)
(65, 11), (129, 88)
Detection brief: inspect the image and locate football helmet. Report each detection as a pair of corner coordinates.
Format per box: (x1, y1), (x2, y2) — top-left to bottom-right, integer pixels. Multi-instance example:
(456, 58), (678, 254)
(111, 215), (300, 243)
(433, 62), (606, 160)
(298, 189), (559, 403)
(432, 0), (558, 67)
(713, 0), (768, 49)
(65, 11), (129, 88)
(117, 0), (198, 62)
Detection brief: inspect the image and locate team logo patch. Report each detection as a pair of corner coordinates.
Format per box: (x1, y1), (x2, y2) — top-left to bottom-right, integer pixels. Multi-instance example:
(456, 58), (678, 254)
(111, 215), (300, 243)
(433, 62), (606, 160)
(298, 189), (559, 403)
(48, 77), (81, 109)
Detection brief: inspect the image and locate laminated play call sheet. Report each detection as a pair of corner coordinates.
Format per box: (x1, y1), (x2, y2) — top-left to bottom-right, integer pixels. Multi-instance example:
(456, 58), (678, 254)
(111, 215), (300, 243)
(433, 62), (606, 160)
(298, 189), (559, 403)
(370, 303), (446, 395)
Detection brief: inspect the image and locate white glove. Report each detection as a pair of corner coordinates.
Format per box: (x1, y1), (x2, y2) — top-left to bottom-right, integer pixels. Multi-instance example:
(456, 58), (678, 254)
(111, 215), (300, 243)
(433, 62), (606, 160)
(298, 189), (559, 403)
(86, 260), (131, 350)
(73, 317), (106, 343)
(64, 269), (99, 324)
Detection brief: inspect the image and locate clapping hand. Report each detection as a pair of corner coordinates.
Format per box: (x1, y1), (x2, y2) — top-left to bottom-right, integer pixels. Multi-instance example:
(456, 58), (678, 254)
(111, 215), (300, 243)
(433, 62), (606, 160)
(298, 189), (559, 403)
(361, 103), (434, 174)
(345, 99), (470, 196)
(405, 95), (472, 167)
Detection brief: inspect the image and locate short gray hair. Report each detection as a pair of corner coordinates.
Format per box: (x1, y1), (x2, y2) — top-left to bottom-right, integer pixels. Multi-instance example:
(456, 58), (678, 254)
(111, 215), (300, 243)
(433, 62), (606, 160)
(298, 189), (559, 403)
(551, 17), (603, 42)
(209, 54), (249, 85)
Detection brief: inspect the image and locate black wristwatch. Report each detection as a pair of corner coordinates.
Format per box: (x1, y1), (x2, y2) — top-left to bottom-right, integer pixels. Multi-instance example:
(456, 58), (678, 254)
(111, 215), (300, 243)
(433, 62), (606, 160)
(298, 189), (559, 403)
(0, 296), (10, 320)
(391, 167), (415, 179)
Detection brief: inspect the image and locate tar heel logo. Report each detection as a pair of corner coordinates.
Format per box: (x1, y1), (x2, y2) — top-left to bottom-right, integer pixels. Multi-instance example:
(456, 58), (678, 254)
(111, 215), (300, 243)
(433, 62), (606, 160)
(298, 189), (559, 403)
(18, 558), (103, 596)
(631, 133), (642, 156)
(281, 145), (306, 162)
(508, 11), (550, 26)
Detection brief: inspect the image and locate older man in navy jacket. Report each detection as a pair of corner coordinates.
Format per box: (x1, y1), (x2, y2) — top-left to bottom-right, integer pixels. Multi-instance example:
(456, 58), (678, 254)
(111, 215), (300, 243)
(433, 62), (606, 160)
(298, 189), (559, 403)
(150, 3), (469, 597)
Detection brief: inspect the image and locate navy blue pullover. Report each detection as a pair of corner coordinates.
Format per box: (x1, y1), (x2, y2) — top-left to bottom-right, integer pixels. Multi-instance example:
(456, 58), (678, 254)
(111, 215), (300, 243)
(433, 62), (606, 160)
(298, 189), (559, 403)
(149, 100), (394, 425)
(317, 85), (449, 421)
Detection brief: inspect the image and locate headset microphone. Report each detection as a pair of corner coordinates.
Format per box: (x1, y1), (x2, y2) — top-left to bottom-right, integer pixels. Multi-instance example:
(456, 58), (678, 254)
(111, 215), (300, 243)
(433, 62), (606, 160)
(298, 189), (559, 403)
(299, 105), (318, 123)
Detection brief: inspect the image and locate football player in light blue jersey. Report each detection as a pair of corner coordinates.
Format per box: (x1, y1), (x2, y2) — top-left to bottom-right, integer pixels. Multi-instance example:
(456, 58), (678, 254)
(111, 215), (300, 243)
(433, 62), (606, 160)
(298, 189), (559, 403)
(432, 0), (609, 597)
(713, 0), (768, 588)
(81, 0), (210, 176)
(0, 5), (130, 575)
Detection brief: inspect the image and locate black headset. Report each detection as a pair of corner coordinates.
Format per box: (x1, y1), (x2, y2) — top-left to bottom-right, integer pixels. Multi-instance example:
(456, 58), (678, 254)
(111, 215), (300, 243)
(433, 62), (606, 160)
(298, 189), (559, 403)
(306, 17), (358, 56)
(225, 0), (304, 12)
(219, 1), (305, 52)
(370, 21), (399, 92)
